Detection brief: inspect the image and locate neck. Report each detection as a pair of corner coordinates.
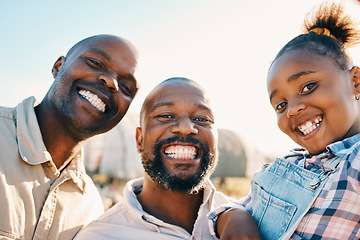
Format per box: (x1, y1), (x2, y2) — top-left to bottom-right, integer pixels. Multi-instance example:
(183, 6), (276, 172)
(35, 102), (85, 170)
(137, 175), (204, 233)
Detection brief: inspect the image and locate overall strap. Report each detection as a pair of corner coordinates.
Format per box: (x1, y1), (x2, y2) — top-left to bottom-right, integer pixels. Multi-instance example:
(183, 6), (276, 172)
(280, 156), (342, 239)
(309, 156), (341, 189)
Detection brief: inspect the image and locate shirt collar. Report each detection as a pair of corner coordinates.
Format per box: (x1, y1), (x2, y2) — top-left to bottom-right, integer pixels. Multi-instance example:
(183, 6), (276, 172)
(123, 178), (216, 222)
(61, 152), (88, 193)
(16, 96), (87, 192)
(327, 133), (360, 158)
(288, 133), (360, 169)
(16, 97), (51, 165)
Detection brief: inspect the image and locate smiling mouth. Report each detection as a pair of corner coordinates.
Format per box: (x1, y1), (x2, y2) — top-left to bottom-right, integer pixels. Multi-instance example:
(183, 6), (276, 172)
(78, 89), (106, 113)
(164, 145), (197, 160)
(298, 116), (322, 136)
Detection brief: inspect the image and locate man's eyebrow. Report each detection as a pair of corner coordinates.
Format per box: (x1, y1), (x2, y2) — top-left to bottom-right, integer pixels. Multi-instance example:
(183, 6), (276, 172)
(85, 48), (138, 87)
(152, 102), (212, 112)
(197, 103), (212, 112)
(123, 74), (139, 88)
(153, 102), (174, 109)
(86, 48), (111, 61)
(288, 70), (315, 82)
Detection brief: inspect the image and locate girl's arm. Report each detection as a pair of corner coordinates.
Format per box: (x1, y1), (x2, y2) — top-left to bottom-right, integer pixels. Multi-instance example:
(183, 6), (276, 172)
(216, 207), (261, 240)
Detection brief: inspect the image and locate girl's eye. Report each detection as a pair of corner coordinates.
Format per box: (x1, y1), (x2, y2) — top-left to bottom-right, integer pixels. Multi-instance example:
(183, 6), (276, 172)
(87, 59), (103, 69)
(275, 102), (287, 111)
(301, 82), (316, 93)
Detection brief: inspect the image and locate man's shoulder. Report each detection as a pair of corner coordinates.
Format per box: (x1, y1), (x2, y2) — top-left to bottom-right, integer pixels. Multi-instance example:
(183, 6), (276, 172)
(211, 189), (236, 208)
(0, 97), (36, 121)
(0, 105), (16, 120)
(0, 104), (18, 145)
(95, 200), (129, 223)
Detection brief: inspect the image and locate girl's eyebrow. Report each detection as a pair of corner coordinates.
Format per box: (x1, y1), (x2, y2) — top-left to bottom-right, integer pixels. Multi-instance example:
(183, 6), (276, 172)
(269, 90), (277, 102)
(269, 70), (316, 102)
(288, 71), (315, 82)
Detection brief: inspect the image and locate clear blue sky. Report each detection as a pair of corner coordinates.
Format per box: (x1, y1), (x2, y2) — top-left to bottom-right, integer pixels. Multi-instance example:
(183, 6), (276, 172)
(1, 0), (360, 154)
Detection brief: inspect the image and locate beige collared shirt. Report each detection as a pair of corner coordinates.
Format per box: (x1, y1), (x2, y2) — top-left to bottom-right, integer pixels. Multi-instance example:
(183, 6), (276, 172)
(0, 97), (104, 240)
(74, 178), (234, 240)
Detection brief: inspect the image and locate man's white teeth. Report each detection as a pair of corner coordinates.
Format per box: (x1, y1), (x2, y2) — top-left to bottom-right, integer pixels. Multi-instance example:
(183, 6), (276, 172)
(298, 116), (322, 136)
(164, 145), (197, 160)
(78, 89), (106, 112)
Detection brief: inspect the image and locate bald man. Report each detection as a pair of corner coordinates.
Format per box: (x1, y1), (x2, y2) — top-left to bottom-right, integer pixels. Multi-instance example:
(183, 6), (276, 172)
(0, 34), (139, 239)
(75, 78), (260, 240)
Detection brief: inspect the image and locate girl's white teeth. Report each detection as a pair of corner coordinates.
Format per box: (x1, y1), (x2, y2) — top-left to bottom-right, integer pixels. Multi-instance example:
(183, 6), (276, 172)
(164, 145), (197, 160)
(78, 89), (106, 112)
(298, 116), (322, 136)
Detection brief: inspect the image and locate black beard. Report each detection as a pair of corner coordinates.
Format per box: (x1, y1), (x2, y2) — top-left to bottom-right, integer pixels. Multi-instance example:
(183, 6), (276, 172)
(141, 136), (216, 194)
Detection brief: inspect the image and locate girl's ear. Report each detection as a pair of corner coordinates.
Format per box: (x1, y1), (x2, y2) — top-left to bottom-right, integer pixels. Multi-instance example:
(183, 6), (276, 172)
(351, 66), (360, 90)
(135, 127), (143, 154)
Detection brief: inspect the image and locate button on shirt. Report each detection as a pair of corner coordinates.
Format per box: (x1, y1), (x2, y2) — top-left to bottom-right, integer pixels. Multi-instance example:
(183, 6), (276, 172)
(74, 177), (234, 240)
(0, 97), (104, 240)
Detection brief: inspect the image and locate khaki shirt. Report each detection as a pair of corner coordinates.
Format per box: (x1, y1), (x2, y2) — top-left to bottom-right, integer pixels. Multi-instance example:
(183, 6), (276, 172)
(74, 178), (234, 240)
(0, 97), (104, 240)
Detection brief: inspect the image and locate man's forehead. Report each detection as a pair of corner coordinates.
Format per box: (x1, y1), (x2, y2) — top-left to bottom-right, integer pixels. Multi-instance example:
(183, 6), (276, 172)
(66, 35), (133, 58)
(150, 84), (211, 110)
(158, 81), (203, 94)
(153, 83), (202, 100)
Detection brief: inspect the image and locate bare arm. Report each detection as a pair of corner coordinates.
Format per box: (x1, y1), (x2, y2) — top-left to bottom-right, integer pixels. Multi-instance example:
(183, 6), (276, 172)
(216, 208), (261, 240)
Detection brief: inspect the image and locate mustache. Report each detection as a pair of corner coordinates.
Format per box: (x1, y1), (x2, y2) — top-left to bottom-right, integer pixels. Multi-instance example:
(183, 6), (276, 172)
(140, 134), (217, 193)
(153, 136), (204, 154)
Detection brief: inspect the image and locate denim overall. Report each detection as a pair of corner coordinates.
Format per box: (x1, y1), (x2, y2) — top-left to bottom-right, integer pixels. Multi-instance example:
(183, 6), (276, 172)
(250, 155), (341, 240)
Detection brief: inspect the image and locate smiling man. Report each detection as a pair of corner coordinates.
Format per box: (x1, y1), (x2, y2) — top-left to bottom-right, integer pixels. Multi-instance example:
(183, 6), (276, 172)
(0, 34), (139, 240)
(74, 77), (259, 240)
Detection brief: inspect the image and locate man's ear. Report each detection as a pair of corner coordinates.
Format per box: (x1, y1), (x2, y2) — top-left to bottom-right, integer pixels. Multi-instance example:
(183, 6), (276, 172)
(135, 127), (143, 154)
(52, 56), (65, 78)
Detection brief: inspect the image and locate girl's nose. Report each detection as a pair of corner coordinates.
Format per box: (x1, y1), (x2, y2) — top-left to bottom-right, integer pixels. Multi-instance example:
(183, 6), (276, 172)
(286, 101), (306, 118)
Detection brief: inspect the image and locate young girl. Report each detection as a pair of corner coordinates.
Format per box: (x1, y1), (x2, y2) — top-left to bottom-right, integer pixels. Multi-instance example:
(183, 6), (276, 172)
(211, 2), (360, 240)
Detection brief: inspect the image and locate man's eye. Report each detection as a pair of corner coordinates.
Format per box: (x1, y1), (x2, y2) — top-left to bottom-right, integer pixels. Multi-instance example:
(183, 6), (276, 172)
(275, 102), (287, 111)
(302, 82), (316, 93)
(194, 117), (212, 124)
(156, 114), (174, 121)
(87, 59), (103, 69)
(119, 83), (132, 97)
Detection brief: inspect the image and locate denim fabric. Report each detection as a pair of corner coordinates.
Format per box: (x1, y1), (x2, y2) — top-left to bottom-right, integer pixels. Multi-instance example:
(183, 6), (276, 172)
(250, 157), (340, 240)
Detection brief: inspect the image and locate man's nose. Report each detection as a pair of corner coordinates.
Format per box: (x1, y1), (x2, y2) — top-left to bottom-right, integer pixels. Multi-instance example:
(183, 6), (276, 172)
(98, 72), (119, 92)
(171, 117), (198, 135)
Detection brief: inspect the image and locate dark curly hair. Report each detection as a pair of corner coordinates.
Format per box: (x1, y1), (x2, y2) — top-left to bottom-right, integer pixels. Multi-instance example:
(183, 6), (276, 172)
(272, 2), (360, 71)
